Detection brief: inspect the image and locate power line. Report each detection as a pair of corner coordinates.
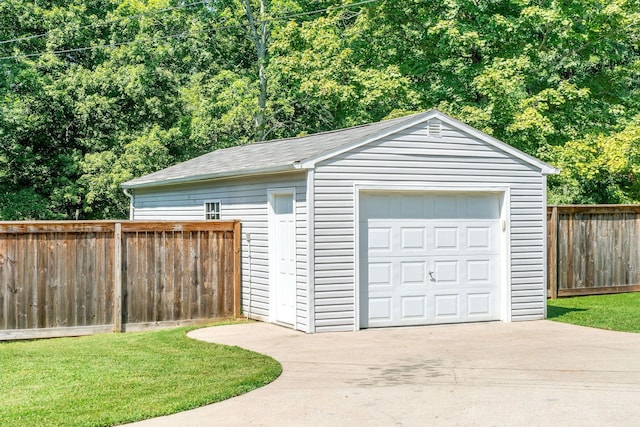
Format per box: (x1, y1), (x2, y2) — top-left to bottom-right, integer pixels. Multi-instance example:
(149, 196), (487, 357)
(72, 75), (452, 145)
(0, 30), (209, 60)
(0, 0), (380, 62)
(0, 0), (212, 46)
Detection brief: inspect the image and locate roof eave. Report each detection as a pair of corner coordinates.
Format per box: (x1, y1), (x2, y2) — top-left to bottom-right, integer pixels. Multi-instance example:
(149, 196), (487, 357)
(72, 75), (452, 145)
(434, 113), (561, 176)
(541, 165), (561, 175)
(121, 164), (301, 190)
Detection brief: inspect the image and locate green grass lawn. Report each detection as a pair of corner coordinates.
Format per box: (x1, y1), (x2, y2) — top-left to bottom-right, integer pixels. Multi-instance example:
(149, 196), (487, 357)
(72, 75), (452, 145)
(547, 292), (640, 333)
(0, 321), (282, 427)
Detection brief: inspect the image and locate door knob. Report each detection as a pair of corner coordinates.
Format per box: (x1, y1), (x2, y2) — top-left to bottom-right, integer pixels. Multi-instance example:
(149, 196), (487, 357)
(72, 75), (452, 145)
(428, 271), (435, 282)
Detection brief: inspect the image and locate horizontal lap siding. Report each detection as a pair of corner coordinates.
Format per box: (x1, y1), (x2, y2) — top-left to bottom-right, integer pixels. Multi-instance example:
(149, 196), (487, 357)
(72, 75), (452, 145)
(132, 172), (309, 330)
(313, 122), (545, 332)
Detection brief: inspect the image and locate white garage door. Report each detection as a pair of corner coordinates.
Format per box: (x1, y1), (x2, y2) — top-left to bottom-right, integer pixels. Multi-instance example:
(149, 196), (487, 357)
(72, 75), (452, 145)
(359, 192), (502, 328)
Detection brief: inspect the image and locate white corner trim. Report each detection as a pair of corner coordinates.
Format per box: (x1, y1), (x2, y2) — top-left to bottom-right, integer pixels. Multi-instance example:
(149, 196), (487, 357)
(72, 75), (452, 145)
(501, 187), (513, 322)
(542, 175), (549, 319)
(353, 183), (361, 331)
(306, 170), (316, 333)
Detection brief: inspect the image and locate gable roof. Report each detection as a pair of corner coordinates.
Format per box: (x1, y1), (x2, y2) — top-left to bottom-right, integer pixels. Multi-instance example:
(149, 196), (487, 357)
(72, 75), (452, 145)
(122, 110), (558, 189)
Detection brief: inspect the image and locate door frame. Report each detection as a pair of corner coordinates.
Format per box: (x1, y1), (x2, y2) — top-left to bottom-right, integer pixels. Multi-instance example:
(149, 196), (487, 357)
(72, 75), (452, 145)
(267, 188), (297, 328)
(354, 184), (512, 331)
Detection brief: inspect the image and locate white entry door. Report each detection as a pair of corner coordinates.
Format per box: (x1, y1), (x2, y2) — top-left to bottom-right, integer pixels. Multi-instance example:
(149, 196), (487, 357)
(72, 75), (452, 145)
(270, 193), (296, 325)
(360, 192), (502, 328)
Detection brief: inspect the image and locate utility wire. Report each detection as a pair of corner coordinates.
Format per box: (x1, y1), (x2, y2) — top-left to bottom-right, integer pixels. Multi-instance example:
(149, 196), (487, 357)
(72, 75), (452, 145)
(0, 30), (209, 60)
(0, 0), (380, 61)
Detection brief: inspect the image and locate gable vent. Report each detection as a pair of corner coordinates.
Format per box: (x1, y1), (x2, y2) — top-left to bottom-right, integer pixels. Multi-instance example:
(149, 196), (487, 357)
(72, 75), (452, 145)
(427, 119), (442, 138)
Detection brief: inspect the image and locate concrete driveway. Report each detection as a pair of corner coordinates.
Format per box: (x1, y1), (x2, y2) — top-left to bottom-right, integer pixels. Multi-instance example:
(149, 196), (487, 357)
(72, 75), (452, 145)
(129, 321), (640, 426)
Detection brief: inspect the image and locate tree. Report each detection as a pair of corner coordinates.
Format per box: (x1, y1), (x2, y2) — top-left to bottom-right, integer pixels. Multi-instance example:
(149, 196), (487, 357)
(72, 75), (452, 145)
(241, 0), (269, 141)
(1, 0), (639, 219)
(349, 0), (640, 203)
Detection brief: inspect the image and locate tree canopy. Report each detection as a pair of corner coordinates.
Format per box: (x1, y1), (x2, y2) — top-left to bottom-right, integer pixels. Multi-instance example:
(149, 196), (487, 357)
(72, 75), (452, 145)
(1, 0), (639, 219)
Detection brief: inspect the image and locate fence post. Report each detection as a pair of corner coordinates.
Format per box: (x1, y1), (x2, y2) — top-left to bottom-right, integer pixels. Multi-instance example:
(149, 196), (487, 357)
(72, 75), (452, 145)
(548, 206), (558, 299)
(113, 222), (124, 332)
(233, 221), (242, 318)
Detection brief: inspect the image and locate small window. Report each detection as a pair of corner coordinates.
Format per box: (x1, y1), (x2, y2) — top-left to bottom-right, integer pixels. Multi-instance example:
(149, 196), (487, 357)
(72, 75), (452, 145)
(204, 201), (221, 220)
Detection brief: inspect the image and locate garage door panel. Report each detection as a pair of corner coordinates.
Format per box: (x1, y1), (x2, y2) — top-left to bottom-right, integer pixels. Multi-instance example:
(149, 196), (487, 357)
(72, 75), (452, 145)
(433, 260), (459, 284)
(433, 294), (460, 318)
(433, 222), (499, 254)
(368, 297), (392, 322)
(467, 260), (491, 284)
(467, 293), (492, 316)
(434, 227), (459, 250)
(368, 262), (392, 288)
(401, 227), (426, 250)
(367, 221), (431, 256)
(400, 261), (427, 286)
(401, 296), (427, 320)
(360, 192), (501, 328)
(368, 227), (392, 251)
(467, 227), (491, 248)
(431, 256), (498, 286)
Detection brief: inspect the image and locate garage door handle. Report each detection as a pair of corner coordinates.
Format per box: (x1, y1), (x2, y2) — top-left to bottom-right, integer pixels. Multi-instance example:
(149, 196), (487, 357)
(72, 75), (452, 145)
(428, 271), (436, 282)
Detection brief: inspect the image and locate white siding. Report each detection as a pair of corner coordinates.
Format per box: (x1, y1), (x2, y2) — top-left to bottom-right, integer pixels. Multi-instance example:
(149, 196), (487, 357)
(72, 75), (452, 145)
(132, 172), (309, 331)
(313, 121), (546, 332)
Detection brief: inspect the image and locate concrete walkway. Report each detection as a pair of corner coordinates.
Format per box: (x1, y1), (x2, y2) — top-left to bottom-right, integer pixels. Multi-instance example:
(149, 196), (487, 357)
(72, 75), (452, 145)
(128, 321), (640, 426)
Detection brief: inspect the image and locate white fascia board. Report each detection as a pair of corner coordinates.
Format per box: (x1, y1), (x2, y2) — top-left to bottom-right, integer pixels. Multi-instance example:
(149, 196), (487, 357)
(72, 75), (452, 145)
(298, 110), (439, 168)
(435, 113), (560, 175)
(121, 164), (299, 190)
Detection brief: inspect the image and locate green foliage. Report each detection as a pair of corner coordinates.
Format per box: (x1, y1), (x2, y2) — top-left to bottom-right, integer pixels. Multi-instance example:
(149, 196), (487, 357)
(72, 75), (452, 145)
(79, 127), (173, 218)
(0, 323), (282, 427)
(547, 293), (640, 333)
(550, 115), (640, 203)
(1, 0), (639, 218)
(355, 0), (640, 203)
(268, 11), (419, 135)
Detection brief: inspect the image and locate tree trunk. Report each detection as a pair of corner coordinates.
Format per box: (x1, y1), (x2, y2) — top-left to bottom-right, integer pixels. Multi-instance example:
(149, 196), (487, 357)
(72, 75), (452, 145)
(242, 0), (269, 142)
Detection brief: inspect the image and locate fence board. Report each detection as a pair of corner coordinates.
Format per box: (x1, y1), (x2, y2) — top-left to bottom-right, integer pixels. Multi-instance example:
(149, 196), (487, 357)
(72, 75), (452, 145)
(0, 221), (240, 340)
(36, 234), (46, 328)
(548, 205), (640, 298)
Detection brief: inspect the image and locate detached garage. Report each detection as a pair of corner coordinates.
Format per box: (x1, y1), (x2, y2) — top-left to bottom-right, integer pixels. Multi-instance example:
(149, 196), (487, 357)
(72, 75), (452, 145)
(122, 110), (558, 333)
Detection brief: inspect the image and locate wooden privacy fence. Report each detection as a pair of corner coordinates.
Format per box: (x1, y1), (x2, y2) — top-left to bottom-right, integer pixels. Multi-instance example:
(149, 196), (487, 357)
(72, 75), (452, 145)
(548, 205), (640, 298)
(0, 220), (241, 340)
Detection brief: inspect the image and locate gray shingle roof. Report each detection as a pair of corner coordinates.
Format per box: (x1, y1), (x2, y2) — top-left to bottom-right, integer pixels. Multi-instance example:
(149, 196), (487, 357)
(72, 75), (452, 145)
(122, 111), (427, 189)
(122, 109), (558, 189)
